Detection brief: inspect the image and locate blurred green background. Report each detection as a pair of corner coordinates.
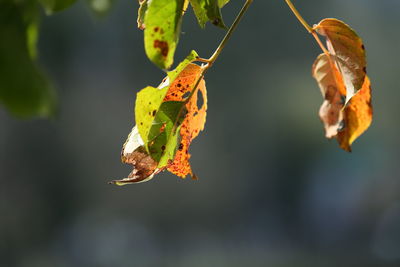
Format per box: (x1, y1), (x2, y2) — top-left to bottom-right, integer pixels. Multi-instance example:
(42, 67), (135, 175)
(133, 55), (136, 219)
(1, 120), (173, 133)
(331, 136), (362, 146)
(2, 0), (400, 266)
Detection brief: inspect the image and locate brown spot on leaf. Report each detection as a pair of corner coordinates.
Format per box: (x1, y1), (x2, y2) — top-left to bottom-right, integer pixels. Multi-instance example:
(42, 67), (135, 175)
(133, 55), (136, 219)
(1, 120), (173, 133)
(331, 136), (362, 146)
(154, 27), (159, 32)
(153, 40), (169, 58)
(152, 110), (156, 116)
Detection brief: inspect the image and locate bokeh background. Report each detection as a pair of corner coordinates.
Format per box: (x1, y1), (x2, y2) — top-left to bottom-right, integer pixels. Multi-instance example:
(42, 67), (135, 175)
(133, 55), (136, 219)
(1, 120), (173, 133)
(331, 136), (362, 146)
(2, 0), (400, 266)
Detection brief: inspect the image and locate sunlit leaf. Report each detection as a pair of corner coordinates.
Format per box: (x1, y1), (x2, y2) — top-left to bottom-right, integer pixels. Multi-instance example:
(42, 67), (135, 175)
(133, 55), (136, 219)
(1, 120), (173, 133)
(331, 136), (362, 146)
(135, 50), (199, 149)
(337, 77), (372, 152)
(314, 18), (367, 103)
(163, 63), (207, 178)
(148, 101), (185, 168)
(189, 0), (226, 29)
(115, 51), (206, 184)
(144, 0), (185, 69)
(312, 53), (372, 151)
(218, 0), (230, 8)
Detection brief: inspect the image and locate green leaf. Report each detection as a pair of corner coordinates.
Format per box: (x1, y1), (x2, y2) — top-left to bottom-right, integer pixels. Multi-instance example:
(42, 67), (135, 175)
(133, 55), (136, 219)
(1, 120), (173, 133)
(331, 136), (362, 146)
(39, 0), (77, 14)
(0, 2), (56, 118)
(148, 101), (185, 167)
(189, 0), (226, 29)
(218, 0), (229, 8)
(167, 50), (198, 81)
(144, 0), (185, 69)
(135, 85), (168, 149)
(135, 50), (199, 153)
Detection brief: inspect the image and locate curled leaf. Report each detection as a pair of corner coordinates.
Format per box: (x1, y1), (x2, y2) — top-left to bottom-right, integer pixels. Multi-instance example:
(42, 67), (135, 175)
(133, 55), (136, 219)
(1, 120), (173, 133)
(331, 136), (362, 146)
(312, 53), (346, 138)
(312, 53), (372, 151)
(114, 51), (207, 184)
(314, 18), (367, 103)
(110, 126), (159, 185)
(135, 50), (199, 150)
(337, 77), (372, 152)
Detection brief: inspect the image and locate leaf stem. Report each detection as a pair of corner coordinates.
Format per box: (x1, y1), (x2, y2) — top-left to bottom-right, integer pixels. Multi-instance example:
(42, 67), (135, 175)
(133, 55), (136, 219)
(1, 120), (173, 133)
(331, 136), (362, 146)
(189, 0), (253, 102)
(284, 1), (330, 61)
(311, 31), (330, 56)
(208, 0), (253, 64)
(284, 0), (313, 33)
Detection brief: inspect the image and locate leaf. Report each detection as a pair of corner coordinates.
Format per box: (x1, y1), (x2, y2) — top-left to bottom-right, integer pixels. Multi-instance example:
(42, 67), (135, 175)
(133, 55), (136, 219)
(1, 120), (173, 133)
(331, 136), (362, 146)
(147, 101), (185, 168)
(312, 53), (372, 151)
(137, 0), (148, 30)
(144, 0), (185, 69)
(39, 0), (77, 14)
(218, 0), (230, 8)
(135, 50), (199, 150)
(0, 2), (56, 118)
(163, 64), (208, 178)
(189, 0), (227, 29)
(337, 77), (372, 152)
(314, 18), (367, 103)
(115, 53), (207, 184)
(110, 126), (160, 185)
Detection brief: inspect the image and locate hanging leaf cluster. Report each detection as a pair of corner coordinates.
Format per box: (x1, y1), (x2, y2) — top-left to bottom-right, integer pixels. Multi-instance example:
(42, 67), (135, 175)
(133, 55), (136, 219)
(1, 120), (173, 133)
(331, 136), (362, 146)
(0, 0), (375, 185)
(112, 0), (374, 185)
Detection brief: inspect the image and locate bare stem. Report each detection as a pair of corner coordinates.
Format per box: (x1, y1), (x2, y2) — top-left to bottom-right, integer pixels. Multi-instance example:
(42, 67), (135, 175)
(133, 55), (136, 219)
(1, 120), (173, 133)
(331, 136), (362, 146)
(284, 1), (330, 60)
(311, 31), (330, 56)
(208, 0), (253, 64)
(284, 0), (313, 33)
(172, 0), (253, 133)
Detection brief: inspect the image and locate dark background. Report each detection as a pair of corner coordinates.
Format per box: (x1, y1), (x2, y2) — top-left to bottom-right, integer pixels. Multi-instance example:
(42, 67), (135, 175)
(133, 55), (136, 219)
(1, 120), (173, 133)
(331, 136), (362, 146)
(2, 0), (400, 266)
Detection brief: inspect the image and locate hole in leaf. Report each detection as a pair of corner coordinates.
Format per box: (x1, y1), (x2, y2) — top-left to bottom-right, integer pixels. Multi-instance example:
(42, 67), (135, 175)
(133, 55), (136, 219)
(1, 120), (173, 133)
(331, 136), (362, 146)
(197, 90), (204, 109)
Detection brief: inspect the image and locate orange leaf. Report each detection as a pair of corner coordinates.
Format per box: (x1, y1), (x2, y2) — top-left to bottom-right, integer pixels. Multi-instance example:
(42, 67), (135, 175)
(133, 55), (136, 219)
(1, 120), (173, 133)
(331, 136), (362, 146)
(312, 53), (372, 151)
(163, 63), (207, 178)
(315, 18), (367, 103)
(337, 77), (372, 152)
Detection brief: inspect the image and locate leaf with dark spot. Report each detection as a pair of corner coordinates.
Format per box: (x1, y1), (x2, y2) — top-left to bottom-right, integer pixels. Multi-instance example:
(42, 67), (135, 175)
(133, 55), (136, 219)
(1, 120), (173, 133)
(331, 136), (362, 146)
(189, 0), (227, 29)
(144, 0), (185, 69)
